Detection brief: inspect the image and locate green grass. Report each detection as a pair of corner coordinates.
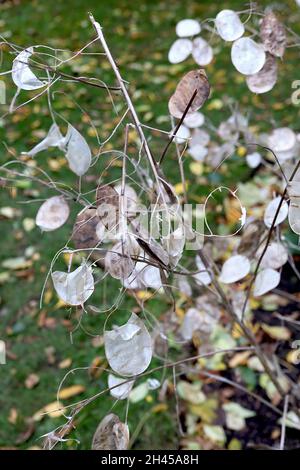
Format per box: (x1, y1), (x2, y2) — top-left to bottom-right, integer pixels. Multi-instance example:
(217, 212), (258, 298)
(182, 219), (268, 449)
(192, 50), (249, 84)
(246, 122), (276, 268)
(0, 0), (300, 450)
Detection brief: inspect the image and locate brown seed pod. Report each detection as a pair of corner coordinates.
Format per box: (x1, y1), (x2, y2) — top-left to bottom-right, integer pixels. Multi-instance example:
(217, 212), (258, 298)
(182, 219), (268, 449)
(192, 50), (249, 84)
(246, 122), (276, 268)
(71, 207), (100, 250)
(260, 11), (286, 58)
(168, 69), (210, 119)
(246, 53), (278, 94)
(95, 184), (119, 208)
(92, 413), (129, 450)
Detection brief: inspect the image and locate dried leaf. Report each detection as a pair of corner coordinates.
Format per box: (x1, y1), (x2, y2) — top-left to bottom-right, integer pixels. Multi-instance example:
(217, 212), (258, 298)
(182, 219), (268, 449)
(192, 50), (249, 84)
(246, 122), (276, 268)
(58, 385), (86, 399)
(223, 402), (255, 431)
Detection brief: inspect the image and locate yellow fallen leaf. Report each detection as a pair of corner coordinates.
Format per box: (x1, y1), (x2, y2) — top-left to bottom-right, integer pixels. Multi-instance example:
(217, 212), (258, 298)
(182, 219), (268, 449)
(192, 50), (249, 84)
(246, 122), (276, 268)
(174, 182), (188, 195)
(229, 350), (252, 368)
(261, 324), (291, 341)
(237, 146), (247, 157)
(58, 358), (72, 369)
(207, 99), (223, 111)
(58, 384), (86, 400)
(136, 290), (152, 301)
(152, 404), (168, 413)
(190, 162), (203, 176)
(33, 400), (65, 421)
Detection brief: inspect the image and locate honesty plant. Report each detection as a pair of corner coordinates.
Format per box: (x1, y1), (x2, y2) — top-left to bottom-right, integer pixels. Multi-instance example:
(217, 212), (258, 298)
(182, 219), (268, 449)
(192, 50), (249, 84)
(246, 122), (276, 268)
(1, 5), (300, 450)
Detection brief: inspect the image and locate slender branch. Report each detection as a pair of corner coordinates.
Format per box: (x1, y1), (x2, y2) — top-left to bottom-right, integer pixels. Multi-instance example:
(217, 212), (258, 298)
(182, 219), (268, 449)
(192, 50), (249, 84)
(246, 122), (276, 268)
(241, 158), (300, 320)
(89, 13), (164, 194)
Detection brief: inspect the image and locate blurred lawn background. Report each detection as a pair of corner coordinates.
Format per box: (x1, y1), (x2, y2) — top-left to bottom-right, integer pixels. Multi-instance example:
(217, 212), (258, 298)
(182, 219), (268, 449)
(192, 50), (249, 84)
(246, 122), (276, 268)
(0, 0), (300, 450)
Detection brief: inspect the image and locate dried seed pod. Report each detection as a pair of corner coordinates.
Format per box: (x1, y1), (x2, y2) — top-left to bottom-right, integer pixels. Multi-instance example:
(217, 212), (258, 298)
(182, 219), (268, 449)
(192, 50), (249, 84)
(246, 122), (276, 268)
(215, 9), (245, 42)
(264, 196), (288, 228)
(219, 255), (250, 284)
(168, 69), (210, 119)
(36, 196), (70, 232)
(12, 46), (46, 90)
(288, 200), (300, 235)
(253, 268), (280, 297)
(192, 37), (213, 66)
(52, 264), (94, 306)
(96, 184), (120, 232)
(176, 19), (201, 38)
(231, 37), (266, 75)
(168, 38), (193, 64)
(246, 53), (278, 94)
(63, 124), (92, 176)
(95, 184), (119, 208)
(92, 414), (129, 450)
(105, 241), (135, 280)
(72, 207), (100, 249)
(104, 313), (153, 376)
(238, 221), (265, 256)
(260, 11), (286, 58)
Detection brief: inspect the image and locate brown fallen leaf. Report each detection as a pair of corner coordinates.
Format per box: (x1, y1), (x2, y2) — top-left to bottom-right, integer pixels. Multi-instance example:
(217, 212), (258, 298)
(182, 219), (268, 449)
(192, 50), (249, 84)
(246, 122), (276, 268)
(168, 69), (210, 119)
(15, 418), (35, 445)
(58, 384), (86, 400)
(8, 408), (18, 425)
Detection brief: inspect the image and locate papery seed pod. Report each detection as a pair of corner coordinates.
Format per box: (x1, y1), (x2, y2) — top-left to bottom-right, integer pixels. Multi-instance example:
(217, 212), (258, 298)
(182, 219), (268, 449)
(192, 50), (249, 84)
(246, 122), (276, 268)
(246, 53), (278, 94)
(215, 9), (245, 42)
(176, 19), (201, 38)
(192, 37), (213, 66)
(104, 312), (153, 376)
(168, 38), (193, 64)
(52, 264), (94, 306)
(231, 38), (266, 75)
(253, 268), (280, 296)
(260, 11), (286, 58)
(72, 207), (100, 249)
(12, 46), (46, 90)
(92, 414), (129, 450)
(168, 69), (210, 119)
(105, 241), (135, 280)
(36, 196), (70, 232)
